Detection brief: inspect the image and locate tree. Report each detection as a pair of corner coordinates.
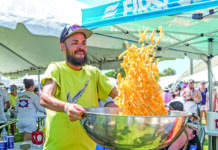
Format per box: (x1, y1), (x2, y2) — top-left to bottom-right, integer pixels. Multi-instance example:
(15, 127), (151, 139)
(105, 67), (126, 78)
(162, 67), (176, 76)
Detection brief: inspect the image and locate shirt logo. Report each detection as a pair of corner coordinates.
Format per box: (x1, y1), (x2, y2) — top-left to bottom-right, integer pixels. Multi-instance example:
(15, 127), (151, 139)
(19, 99), (29, 108)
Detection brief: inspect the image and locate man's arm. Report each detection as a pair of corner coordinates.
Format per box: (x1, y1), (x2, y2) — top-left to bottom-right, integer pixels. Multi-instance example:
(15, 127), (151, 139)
(108, 87), (118, 99)
(40, 79), (85, 121)
(105, 87), (118, 107)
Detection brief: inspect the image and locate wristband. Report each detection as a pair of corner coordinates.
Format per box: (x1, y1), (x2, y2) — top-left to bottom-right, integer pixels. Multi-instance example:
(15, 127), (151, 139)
(64, 103), (70, 114)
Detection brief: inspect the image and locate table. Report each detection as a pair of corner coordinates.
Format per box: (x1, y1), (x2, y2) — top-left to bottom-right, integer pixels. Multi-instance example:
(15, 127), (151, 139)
(205, 128), (218, 150)
(0, 118), (18, 129)
(14, 141), (43, 150)
(37, 112), (46, 130)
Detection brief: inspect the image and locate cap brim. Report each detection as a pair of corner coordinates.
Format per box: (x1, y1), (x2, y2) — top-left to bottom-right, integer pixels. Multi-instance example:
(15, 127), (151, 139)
(67, 28), (93, 39)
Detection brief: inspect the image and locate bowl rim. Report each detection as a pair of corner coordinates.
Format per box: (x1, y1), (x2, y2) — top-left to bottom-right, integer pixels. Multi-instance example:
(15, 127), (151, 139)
(84, 107), (191, 118)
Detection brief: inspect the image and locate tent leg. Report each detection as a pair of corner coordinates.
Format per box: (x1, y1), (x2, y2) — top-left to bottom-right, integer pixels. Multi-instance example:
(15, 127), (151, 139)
(190, 58), (193, 75)
(207, 38), (213, 150)
(38, 69), (41, 88)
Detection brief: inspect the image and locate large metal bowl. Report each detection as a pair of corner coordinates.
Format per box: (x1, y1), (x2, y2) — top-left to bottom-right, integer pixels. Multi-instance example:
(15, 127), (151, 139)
(80, 107), (189, 150)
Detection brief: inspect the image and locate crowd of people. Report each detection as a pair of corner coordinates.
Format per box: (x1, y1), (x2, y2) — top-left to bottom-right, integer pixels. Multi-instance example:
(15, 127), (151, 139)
(163, 79), (218, 124)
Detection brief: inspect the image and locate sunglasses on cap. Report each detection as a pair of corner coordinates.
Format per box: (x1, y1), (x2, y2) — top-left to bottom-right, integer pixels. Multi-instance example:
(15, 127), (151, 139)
(10, 88), (16, 90)
(60, 25), (85, 43)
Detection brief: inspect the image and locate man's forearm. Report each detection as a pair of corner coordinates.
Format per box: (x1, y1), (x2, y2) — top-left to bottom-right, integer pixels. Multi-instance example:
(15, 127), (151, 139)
(40, 94), (66, 112)
(109, 87), (118, 99)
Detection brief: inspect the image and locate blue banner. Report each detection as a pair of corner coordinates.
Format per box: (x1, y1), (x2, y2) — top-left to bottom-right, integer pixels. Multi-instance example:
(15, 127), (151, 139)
(82, 0), (218, 29)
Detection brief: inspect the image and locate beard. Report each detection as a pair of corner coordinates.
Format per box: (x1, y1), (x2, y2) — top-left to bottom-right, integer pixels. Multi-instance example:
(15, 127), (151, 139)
(65, 45), (88, 66)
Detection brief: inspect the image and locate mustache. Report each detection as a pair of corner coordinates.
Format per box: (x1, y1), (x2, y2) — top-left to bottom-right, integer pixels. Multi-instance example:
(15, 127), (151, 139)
(74, 49), (86, 54)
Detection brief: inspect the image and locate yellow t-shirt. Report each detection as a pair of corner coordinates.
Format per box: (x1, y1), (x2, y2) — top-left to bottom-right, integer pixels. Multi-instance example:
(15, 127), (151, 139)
(41, 61), (114, 150)
(8, 93), (17, 107)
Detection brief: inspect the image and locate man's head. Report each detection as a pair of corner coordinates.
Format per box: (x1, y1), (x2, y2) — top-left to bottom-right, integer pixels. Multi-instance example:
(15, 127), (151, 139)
(10, 84), (17, 95)
(169, 101), (184, 111)
(60, 25), (93, 67)
(188, 79), (195, 89)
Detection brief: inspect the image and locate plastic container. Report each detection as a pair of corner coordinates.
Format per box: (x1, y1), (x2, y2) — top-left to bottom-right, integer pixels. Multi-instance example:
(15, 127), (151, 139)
(1, 128), (7, 141)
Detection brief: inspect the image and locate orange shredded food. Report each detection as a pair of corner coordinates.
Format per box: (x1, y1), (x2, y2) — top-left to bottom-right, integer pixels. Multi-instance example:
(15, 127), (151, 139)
(115, 26), (168, 116)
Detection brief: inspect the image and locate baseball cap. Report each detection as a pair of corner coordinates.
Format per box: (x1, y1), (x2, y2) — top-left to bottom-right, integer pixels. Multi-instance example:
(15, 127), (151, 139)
(60, 24), (93, 43)
(181, 84), (187, 88)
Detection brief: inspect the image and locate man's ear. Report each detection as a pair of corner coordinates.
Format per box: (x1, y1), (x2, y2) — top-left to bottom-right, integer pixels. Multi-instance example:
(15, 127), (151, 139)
(60, 43), (65, 51)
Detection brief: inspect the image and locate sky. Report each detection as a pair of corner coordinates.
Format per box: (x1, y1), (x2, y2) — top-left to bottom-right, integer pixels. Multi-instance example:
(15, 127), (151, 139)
(78, 0), (197, 75)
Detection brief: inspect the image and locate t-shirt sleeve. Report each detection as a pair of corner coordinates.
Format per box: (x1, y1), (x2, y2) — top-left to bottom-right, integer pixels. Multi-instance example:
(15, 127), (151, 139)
(3, 91), (9, 102)
(41, 62), (60, 95)
(96, 69), (114, 101)
(33, 94), (45, 113)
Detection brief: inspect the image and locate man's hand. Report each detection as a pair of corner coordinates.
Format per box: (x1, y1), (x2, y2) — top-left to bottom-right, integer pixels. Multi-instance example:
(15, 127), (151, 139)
(66, 104), (85, 121)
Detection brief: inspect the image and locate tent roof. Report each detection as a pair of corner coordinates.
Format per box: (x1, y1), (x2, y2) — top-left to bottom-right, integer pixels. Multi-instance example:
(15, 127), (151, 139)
(82, 0), (218, 59)
(183, 65), (218, 82)
(0, 0), (127, 76)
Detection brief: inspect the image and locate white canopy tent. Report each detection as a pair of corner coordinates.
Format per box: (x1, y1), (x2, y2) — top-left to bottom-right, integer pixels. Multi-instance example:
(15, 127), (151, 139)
(159, 74), (182, 88)
(183, 66), (218, 82)
(0, 0), (126, 78)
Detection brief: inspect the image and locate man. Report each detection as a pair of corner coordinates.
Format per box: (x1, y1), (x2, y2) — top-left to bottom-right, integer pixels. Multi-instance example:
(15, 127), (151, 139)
(40, 25), (118, 150)
(8, 85), (18, 107)
(181, 79), (202, 103)
(181, 79), (202, 116)
(0, 87), (10, 133)
(8, 84), (18, 135)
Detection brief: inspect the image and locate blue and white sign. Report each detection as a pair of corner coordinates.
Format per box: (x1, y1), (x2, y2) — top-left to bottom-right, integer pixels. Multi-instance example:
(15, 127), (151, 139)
(82, 0), (218, 28)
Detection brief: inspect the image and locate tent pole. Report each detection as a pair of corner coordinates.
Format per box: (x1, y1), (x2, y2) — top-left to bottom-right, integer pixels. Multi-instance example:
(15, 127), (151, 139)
(38, 69), (41, 88)
(190, 58), (193, 75)
(207, 38), (213, 150)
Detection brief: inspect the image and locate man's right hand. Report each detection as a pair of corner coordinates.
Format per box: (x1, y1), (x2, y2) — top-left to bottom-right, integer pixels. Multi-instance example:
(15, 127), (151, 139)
(66, 104), (85, 121)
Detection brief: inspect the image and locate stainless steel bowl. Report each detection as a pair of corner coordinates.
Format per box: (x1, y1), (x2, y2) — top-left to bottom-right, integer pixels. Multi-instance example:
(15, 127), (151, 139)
(81, 107), (189, 150)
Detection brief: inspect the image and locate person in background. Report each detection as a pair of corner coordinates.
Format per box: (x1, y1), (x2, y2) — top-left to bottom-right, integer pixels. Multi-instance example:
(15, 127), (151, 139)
(16, 79), (45, 141)
(181, 84), (187, 92)
(34, 87), (40, 96)
(161, 101), (201, 150)
(8, 84), (18, 135)
(174, 86), (181, 97)
(163, 87), (171, 105)
(198, 81), (207, 126)
(18, 88), (24, 95)
(0, 87), (10, 133)
(205, 86), (218, 112)
(182, 80), (201, 102)
(181, 79), (202, 116)
(8, 85), (18, 108)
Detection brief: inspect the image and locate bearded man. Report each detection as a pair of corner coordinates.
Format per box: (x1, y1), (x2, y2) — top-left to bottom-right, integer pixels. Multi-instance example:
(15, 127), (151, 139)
(40, 25), (118, 150)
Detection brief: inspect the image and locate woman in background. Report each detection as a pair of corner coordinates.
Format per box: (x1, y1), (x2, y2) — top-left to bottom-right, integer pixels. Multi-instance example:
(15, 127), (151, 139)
(16, 79), (45, 141)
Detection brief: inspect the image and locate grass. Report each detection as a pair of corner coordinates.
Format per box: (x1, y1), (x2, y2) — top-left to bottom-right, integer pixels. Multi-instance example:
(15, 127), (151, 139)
(203, 135), (208, 150)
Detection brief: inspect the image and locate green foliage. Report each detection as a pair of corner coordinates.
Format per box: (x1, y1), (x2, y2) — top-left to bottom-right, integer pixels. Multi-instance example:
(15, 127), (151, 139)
(160, 67), (176, 76)
(105, 68), (126, 78)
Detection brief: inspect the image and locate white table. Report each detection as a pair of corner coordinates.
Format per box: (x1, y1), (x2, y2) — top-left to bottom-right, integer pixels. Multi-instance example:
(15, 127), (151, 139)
(205, 128), (218, 150)
(14, 141), (43, 150)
